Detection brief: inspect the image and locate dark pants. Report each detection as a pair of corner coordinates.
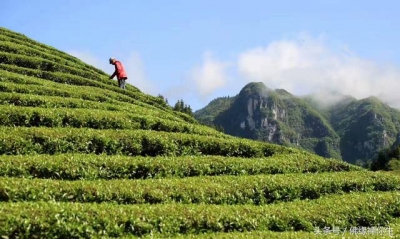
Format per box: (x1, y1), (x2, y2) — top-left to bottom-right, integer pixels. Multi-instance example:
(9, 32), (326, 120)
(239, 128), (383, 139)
(118, 78), (127, 90)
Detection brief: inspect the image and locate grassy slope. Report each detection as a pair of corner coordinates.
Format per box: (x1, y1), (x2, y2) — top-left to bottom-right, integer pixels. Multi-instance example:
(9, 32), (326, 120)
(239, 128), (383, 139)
(0, 27), (400, 238)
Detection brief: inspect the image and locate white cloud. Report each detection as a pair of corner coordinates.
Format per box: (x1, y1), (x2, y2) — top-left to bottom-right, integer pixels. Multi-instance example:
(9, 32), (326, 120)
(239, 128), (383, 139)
(68, 50), (108, 72)
(124, 52), (158, 95)
(237, 34), (400, 108)
(190, 51), (230, 97)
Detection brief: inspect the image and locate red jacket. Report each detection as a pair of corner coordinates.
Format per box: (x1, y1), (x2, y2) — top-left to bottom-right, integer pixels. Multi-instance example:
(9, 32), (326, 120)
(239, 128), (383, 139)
(110, 61), (128, 80)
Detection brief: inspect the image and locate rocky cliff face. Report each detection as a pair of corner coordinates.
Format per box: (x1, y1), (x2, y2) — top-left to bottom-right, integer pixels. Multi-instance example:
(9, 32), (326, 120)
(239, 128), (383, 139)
(211, 82), (341, 159)
(353, 115), (390, 156)
(240, 97), (283, 141)
(392, 133), (400, 150)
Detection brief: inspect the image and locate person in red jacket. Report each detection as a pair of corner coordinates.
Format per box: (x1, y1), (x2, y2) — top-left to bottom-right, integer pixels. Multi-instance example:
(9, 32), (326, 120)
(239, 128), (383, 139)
(109, 57), (128, 89)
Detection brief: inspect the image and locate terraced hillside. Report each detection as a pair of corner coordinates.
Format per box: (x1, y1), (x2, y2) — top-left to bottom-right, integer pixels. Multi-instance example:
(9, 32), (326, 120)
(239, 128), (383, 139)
(1, 27), (400, 238)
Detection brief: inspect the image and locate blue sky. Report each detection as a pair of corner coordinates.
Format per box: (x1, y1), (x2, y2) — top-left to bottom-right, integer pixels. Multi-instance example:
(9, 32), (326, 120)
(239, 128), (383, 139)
(1, 0), (400, 110)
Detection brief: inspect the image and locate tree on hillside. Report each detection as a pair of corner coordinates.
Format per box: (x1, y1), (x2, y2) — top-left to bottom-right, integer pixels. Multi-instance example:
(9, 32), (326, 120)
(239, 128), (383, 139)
(173, 99), (193, 116)
(157, 94), (169, 106)
(371, 145), (400, 171)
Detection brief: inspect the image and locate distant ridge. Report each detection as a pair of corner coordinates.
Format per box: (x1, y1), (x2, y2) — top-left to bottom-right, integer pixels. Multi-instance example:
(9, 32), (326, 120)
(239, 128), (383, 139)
(195, 81), (400, 164)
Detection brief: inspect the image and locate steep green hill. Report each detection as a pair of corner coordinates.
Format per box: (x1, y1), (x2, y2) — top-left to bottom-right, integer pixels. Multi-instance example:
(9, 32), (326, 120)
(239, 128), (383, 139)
(1, 27), (400, 238)
(329, 96), (400, 163)
(305, 93), (400, 164)
(193, 96), (234, 127)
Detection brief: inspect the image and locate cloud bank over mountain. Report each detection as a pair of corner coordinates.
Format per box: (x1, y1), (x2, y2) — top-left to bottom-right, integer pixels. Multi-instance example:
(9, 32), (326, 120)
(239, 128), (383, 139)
(237, 34), (400, 108)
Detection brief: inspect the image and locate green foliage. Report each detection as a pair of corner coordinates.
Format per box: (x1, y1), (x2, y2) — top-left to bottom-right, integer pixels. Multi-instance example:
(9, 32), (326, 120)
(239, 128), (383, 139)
(0, 171), (396, 205)
(0, 69), (196, 123)
(0, 127), (290, 157)
(0, 192), (399, 237)
(157, 93), (169, 105)
(0, 153), (361, 180)
(0, 62), (172, 113)
(172, 219), (400, 238)
(173, 99), (193, 116)
(194, 96), (234, 127)
(330, 96), (400, 163)
(0, 39), (101, 74)
(371, 146), (400, 171)
(239, 82), (272, 97)
(0, 105), (224, 137)
(0, 45), (196, 123)
(388, 159), (400, 171)
(314, 137), (342, 159)
(0, 29), (105, 75)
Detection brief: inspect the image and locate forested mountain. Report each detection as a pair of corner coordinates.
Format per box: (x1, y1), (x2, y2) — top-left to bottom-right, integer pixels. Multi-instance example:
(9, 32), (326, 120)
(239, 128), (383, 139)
(195, 82), (400, 164)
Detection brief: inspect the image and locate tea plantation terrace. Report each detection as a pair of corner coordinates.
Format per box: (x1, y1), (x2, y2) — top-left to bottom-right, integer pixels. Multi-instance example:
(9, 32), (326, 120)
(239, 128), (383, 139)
(0, 27), (400, 238)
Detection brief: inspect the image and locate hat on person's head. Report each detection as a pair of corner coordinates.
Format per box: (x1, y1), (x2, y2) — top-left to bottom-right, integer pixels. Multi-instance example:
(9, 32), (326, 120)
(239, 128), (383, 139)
(109, 57), (116, 63)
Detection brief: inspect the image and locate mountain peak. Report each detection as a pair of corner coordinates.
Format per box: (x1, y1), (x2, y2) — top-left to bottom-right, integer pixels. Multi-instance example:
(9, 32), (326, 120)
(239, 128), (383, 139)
(274, 89), (292, 97)
(363, 96), (382, 104)
(239, 82), (272, 97)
